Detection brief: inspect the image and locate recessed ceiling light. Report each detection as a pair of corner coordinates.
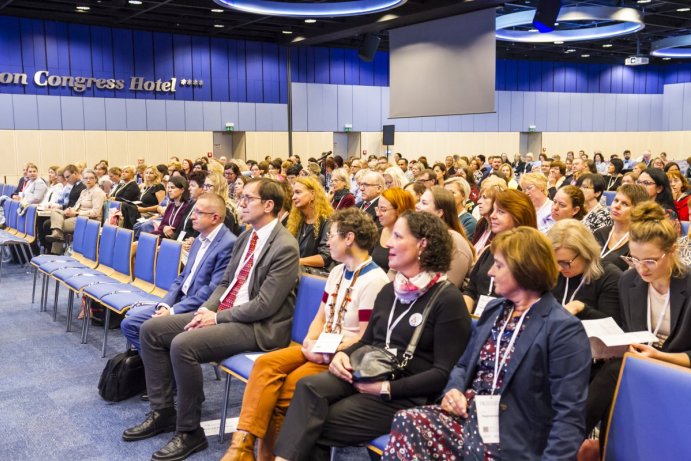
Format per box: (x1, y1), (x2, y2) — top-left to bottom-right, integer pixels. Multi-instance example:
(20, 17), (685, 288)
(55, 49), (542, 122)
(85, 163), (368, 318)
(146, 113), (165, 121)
(581, 54), (590, 58)
(637, 0), (651, 3)
(565, 49), (576, 53)
(554, 22), (559, 26)
(603, 43), (613, 48)
(282, 30), (293, 35)
(128, 0), (142, 5)
(76, 5), (90, 11)
(678, 8), (691, 12)
(304, 19), (317, 23)
(663, 57), (672, 60)
(529, 28), (538, 32)
(214, 24), (225, 28)
(211, 8), (224, 13)
(554, 41), (564, 44)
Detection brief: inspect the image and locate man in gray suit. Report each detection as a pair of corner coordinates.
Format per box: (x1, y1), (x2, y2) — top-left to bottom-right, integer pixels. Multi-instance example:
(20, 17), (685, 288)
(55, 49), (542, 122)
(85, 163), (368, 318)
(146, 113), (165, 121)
(122, 178), (300, 461)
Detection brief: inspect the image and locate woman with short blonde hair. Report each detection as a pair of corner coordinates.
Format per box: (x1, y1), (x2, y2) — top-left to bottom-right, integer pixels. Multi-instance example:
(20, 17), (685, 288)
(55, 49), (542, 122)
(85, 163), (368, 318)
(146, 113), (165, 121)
(520, 172), (554, 231)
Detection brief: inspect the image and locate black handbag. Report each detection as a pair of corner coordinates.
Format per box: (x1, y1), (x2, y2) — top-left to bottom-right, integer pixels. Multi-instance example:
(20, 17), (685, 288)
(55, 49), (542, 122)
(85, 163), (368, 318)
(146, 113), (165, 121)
(98, 349), (146, 402)
(350, 281), (449, 382)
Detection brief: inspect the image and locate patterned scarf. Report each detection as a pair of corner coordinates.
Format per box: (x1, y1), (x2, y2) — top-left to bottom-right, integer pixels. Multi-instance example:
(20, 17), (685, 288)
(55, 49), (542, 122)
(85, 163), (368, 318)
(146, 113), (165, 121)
(393, 271), (446, 304)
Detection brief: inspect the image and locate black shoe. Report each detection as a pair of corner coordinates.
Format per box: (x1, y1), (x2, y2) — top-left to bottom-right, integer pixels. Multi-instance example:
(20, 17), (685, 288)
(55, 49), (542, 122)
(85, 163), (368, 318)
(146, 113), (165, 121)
(140, 393), (149, 402)
(151, 428), (208, 461)
(122, 408), (177, 442)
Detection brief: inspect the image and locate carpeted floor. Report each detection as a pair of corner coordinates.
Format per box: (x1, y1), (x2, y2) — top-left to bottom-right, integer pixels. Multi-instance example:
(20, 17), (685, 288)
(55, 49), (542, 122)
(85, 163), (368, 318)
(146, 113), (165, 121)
(0, 261), (371, 460)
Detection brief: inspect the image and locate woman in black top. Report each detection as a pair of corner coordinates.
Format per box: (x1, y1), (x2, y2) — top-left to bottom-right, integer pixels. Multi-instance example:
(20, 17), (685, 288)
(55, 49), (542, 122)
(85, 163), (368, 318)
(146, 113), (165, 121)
(594, 183), (649, 272)
(110, 165), (140, 202)
(286, 176), (333, 269)
(547, 219), (622, 323)
(274, 211), (471, 461)
(371, 188), (416, 273)
(138, 166), (166, 218)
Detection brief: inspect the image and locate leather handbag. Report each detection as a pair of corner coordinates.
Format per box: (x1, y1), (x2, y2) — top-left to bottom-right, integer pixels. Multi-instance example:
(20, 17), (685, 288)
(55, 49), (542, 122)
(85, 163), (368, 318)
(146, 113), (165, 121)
(350, 281), (449, 382)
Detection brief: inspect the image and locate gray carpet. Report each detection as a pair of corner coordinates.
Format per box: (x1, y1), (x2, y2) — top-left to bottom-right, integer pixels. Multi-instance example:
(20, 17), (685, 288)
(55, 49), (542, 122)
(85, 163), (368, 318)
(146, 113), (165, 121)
(0, 261), (371, 460)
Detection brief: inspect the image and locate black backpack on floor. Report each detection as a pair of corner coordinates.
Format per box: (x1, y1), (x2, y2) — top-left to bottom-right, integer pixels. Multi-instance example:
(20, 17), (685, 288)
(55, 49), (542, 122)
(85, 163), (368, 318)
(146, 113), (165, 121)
(98, 349), (146, 402)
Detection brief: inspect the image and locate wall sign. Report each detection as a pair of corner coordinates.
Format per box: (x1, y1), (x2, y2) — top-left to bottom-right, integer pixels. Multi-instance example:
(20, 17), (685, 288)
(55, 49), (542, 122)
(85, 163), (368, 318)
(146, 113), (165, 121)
(0, 70), (202, 94)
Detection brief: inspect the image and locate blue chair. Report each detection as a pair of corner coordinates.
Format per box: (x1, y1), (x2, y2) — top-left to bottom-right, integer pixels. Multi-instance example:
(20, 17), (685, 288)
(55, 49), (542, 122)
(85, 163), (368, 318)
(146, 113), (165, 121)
(0, 202), (33, 277)
(93, 238), (183, 355)
(2, 184), (15, 197)
(604, 353), (691, 460)
(217, 273), (327, 441)
(603, 191), (616, 207)
(681, 221), (689, 237)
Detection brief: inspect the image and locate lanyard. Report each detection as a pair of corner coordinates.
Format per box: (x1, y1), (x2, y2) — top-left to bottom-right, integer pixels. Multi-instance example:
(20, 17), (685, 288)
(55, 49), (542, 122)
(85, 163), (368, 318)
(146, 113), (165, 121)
(168, 201), (184, 226)
(600, 230), (628, 258)
(492, 307), (531, 393)
(562, 276), (586, 305)
(385, 296), (419, 350)
(325, 259), (370, 333)
(487, 277), (494, 296)
(647, 288), (671, 339)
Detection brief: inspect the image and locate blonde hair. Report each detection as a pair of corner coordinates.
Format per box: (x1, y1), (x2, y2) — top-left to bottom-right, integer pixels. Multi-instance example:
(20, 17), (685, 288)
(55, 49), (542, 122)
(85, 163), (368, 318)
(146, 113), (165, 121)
(143, 165), (161, 184)
(547, 219), (604, 283)
(286, 176), (333, 239)
(630, 202), (685, 277)
(480, 175), (508, 191)
(207, 158), (224, 176)
(519, 172), (548, 193)
(384, 166), (408, 189)
(331, 168), (351, 190)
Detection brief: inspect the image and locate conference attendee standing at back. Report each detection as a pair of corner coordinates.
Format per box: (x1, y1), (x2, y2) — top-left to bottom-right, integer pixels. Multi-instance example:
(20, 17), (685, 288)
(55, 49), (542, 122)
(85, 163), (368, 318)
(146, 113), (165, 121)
(120, 193), (236, 351)
(122, 178), (300, 461)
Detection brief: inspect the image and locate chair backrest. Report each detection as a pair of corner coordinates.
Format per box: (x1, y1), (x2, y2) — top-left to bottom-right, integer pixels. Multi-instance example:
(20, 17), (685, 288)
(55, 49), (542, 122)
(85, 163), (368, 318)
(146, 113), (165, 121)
(79, 219), (101, 267)
(603, 190), (616, 207)
(110, 227), (134, 281)
(2, 199), (10, 222)
(96, 224), (118, 269)
(23, 205), (37, 240)
(132, 232), (158, 290)
(682, 221), (690, 237)
(604, 354), (691, 461)
(7, 200), (18, 230)
(14, 204), (27, 235)
(3, 184), (15, 197)
(153, 238), (183, 294)
(71, 217), (88, 256)
(291, 274), (328, 344)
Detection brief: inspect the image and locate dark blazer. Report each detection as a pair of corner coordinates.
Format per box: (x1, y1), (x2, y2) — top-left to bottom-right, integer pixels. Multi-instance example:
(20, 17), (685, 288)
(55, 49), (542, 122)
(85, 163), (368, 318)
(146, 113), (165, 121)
(619, 269), (691, 363)
(12, 176), (27, 197)
(206, 221), (300, 351)
(445, 294), (591, 460)
(160, 225), (236, 314)
(359, 196), (379, 222)
(65, 181), (86, 209)
(111, 181), (141, 203)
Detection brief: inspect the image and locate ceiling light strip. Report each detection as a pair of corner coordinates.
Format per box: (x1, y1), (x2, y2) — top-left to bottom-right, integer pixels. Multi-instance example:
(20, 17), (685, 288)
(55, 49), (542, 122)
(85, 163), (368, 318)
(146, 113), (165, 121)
(213, 0), (407, 18)
(651, 35), (691, 58)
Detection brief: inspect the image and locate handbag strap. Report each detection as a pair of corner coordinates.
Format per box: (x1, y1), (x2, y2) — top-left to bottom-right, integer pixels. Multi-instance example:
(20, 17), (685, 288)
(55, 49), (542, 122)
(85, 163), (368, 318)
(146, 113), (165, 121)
(400, 281), (450, 368)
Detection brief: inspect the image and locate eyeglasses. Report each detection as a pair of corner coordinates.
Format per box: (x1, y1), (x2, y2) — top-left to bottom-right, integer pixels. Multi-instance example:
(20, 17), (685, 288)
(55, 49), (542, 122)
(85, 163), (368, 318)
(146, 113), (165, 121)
(620, 253), (666, 270)
(326, 231), (345, 240)
(192, 209), (216, 217)
(557, 255), (579, 270)
(359, 183), (379, 188)
(637, 180), (656, 187)
(202, 184), (213, 190)
(377, 206), (391, 214)
(239, 194), (264, 204)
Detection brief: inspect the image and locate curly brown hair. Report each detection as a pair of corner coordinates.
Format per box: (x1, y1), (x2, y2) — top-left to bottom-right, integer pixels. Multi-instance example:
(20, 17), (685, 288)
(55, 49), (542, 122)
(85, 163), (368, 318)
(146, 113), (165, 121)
(330, 208), (379, 252)
(399, 211), (452, 272)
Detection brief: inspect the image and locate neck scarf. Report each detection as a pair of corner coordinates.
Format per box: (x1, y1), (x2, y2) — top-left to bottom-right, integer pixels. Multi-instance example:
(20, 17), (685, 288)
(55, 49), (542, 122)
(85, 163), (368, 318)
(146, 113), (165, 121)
(393, 271), (445, 304)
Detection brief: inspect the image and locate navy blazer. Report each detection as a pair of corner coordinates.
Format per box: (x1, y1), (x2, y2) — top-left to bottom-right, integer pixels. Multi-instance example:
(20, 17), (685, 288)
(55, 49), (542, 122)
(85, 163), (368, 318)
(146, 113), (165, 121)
(619, 269), (691, 363)
(444, 293), (591, 460)
(160, 224), (236, 314)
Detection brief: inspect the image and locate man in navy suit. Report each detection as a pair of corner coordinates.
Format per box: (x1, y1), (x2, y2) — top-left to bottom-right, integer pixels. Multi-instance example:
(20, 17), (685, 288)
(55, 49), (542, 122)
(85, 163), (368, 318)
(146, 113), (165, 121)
(120, 193), (235, 351)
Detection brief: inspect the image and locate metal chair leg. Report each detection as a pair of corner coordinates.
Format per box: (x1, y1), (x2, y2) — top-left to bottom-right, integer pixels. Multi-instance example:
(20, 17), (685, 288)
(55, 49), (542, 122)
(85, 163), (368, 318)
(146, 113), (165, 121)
(214, 366), (221, 381)
(40, 274), (47, 312)
(102, 308), (111, 358)
(66, 291), (74, 332)
(81, 297), (91, 344)
(218, 374), (232, 443)
(31, 267), (37, 303)
(52, 279), (60, 321)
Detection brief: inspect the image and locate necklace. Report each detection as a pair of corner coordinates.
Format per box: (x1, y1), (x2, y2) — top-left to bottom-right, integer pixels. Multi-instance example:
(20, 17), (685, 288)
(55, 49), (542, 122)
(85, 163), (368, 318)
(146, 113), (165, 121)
(324, 260), (370, 333)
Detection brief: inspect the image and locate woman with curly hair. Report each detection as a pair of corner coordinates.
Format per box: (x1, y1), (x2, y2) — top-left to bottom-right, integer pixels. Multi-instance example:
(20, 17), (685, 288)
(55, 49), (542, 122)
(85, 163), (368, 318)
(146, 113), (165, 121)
(287, 176), (334, 268)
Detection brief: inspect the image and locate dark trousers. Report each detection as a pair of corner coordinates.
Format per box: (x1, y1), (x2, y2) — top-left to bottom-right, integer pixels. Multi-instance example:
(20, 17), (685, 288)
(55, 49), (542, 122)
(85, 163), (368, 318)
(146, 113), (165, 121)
(139, 312), (258, 432)
(274, 372), (423, 461)
(586, 358), (623, 450)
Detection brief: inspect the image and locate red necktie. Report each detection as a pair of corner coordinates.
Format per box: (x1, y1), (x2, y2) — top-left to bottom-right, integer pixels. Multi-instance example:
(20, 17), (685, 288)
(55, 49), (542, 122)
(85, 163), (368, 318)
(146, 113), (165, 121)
(218, 232), (259, 312)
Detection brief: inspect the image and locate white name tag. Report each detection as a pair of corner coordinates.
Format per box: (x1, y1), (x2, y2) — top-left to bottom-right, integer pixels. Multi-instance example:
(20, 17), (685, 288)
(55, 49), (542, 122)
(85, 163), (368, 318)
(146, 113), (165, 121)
(177, 231), (187, 242)
(475, 395), (501, 444)
(311, 332), (343, 354)
(474, 295), (497, 317)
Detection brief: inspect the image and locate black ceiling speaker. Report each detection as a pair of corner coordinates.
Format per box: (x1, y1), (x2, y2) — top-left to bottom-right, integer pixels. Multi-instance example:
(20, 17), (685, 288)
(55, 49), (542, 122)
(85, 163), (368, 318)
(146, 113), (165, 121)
(533, 0), (562, 33)
(358, 34), (381, 62)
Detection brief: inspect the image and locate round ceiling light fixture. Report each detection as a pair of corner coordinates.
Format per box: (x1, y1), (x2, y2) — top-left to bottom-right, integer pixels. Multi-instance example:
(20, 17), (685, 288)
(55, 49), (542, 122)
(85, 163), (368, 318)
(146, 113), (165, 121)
(496, 6), (644, 43)
(212, 0), (407, 17)
(651, 35), (691, 58)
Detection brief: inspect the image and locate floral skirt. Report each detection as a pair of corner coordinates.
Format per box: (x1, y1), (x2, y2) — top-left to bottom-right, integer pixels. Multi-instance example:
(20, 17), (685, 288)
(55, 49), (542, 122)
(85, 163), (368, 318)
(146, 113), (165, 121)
(381, 402), (497, 461)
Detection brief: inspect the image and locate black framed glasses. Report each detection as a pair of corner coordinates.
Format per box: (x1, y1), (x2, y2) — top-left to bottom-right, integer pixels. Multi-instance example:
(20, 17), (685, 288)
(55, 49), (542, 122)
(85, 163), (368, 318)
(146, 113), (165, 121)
(557, 255), (579, 270)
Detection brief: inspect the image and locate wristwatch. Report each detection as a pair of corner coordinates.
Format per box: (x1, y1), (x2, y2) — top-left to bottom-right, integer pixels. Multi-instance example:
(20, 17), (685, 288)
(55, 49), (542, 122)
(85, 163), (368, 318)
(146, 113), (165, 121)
(380, 381), (392, 401)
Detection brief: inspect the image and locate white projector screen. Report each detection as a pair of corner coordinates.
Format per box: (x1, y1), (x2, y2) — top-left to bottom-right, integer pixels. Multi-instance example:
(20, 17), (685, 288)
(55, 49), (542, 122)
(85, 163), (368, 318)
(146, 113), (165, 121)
(389, 8), (496, 118)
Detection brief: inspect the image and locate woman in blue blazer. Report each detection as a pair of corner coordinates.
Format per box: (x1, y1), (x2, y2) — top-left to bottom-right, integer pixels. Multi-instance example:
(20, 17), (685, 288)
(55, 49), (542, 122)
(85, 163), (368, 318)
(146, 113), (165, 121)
(383, 227), (592, 461)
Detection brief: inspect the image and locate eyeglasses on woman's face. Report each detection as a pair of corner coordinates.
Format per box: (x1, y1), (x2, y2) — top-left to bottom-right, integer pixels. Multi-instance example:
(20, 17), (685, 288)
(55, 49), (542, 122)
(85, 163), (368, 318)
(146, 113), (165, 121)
(620, 253), (666, 270)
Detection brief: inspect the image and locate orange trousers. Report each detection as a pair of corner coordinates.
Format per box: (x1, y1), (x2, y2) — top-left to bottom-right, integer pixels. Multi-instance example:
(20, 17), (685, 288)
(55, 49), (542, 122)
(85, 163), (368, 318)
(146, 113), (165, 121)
(237, 345), (328, 438)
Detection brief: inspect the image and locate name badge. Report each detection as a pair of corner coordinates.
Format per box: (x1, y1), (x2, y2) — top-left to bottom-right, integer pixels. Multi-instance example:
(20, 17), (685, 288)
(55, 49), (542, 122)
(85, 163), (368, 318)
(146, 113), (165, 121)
(385, 347), (398, 357)
(177, 231), (187, 242)
(475, 395), (501, 444)
(474, 295), (497, 317)
(311, 332), (343, 354)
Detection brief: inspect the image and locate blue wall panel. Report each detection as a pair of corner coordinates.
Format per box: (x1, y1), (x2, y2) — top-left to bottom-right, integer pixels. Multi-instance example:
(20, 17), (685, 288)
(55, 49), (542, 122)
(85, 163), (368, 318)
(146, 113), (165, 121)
(0, 16), (24, 95)
(13, 94), (38, 129)
(184, 101), (204, 131)
(210, 38), (229, 102)
(91, 26), (116, 99)
(60, 97), (84, 130)
(245, 40), (264, 103)
(111, 28), (135, 99)
(0, 94), (15, 128)
(329, 48), (345, 85)
(126, 99), (147, 130)
(20, 19), (48, 95)
(83, 98), (106, 130)
(153, 32), (175, 101)
(132, 30), (155, 101)
(165, 100), (186, 131)
(278, 47), (288, 104)
(146, 100), (167, 130)
(173, 34), (194, 102)
(104, 99), (127, 130)
(202, 101), (222, 131)
(238, 102), (256, 131)
(262, 43), (280, 104)
(37, 95), (62, 129)
(191, 36), (211, 101)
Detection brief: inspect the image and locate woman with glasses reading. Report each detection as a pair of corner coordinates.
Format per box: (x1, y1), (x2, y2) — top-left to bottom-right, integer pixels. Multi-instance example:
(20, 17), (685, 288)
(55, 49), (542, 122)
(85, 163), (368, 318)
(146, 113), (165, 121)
(586, 201), (691, 445)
